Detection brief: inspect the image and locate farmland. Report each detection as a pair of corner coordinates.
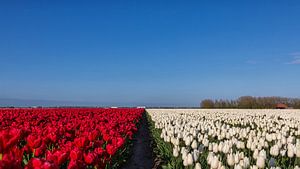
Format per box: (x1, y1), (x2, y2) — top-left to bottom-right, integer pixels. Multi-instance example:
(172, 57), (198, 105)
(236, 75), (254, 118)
(0, 108), (143, 169)
(147, 109), (300, 169)
(1, 108), (300, 169)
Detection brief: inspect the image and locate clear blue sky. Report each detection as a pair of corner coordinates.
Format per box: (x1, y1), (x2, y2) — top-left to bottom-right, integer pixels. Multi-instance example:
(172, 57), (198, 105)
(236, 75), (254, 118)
(0, 1), (300, 106)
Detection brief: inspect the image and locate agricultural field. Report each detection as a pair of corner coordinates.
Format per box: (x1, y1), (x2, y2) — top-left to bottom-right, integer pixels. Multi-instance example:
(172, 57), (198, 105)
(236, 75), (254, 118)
(1, 108), (300, 169)
(147, 109), (300, 169)
(0, 108), (144, 169)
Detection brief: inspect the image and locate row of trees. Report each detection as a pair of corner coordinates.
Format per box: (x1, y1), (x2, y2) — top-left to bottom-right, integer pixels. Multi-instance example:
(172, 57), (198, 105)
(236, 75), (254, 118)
(200, 96), (300, 109)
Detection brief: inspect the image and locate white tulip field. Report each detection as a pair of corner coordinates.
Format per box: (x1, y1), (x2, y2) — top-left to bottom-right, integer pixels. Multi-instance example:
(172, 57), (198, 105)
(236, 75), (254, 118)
(147, 109), (300, 169)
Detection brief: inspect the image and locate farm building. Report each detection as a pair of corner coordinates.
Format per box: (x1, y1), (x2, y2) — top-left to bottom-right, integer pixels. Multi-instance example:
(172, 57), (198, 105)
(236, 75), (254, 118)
(275, 103), (288, 109)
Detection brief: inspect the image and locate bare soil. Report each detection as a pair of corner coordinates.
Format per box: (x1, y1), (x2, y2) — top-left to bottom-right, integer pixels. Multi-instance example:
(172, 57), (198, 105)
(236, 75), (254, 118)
(121, 113), (154, 169)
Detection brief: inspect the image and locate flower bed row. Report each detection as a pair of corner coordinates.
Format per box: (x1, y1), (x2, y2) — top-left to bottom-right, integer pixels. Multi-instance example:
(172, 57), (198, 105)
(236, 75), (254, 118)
(0, 108), (144, 169)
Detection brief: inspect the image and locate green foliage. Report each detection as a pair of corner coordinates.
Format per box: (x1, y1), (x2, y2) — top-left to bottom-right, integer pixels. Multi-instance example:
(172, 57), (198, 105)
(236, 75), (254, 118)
(146, 112), (184, 169)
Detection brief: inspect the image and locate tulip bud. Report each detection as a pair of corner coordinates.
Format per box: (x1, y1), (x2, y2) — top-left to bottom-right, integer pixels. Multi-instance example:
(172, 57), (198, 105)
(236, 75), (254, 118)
(195, 162), (201, 169)
(234, 164), (242, 169)
(191, 140), (198, 149)
(183, 157), (188, 167)
(243, 157), (250, 168)
(211, 156), (219, 169)
(187, 153), (194, 166)
(288, 147), (294, 158)
(253, 149), (259, 159)
(227, 154), (234, 166)
(270, 145), (279, 156)
(192, 149), (200, 161)
(173, 148), (179, 157)
(256, 156), (265, 169)
(234, 153), (239, 164)
(213, 143), (219, 153)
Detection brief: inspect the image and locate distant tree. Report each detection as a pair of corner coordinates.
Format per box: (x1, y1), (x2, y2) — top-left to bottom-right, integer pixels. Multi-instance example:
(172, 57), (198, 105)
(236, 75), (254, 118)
(200, 96), (300, 109)
(238, 96), (255, 108)
(200, 99), (215, 108)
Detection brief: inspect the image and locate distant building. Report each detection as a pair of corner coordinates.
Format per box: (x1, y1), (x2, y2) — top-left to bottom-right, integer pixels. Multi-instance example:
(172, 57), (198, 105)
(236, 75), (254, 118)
(276, 103), (288, 109)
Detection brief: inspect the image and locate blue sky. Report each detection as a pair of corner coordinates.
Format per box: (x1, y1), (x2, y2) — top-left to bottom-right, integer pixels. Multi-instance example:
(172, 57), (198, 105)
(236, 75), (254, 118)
(0, 1), (300, 106)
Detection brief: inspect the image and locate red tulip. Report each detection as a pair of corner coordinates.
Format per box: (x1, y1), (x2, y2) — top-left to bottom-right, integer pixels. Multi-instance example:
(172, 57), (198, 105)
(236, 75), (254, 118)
(41, 161), (59, 169)
(116, 137), (125, 148)
(106, 144), (117, 156)
(83, 152), (94, 165)
(88, 130), (100, 142)
(74, 137), (89, 149)
(70, 148), (83, 161)
(31, 158), (43, 168)
(27, 135), (42, 149)
(67, 160), (85, 169)
(56, 151), (69, 165)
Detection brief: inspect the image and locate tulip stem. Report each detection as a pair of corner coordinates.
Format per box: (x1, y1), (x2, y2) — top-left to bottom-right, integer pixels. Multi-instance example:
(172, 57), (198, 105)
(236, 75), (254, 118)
(33, 149), (36, 157)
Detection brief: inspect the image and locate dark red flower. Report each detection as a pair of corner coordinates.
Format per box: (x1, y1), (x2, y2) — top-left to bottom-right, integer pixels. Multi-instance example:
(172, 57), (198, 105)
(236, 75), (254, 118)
(88, 130), (100, 142)
(27, 135), (42, 149)
(31, 158), (43, 168)
(83, 152), (96, 165)
(70, 148), (83, 161)
(41, 161), (59, 169)
(106, 144), (117, 156)
(74, 137), (89, 149)
(67, 160), (85, 169)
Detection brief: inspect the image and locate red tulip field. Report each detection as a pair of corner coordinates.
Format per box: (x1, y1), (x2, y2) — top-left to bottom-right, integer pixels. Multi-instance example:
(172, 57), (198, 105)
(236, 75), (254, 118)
(0, 108), (144, 169)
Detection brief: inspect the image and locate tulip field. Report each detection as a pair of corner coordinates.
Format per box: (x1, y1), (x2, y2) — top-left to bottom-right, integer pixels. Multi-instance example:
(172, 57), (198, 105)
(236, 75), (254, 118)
(1, 108), (300, 169)
(0, 108), (144, 169)
(147, 109), (300, 169)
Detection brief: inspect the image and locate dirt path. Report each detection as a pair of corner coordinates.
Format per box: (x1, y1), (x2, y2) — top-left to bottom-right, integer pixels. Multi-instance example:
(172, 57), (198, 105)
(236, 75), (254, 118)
(121, 113), (154, 169)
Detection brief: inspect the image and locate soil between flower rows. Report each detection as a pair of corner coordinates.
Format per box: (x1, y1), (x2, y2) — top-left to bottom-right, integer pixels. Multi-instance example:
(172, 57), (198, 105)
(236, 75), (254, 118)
(121, 113), (155, 169)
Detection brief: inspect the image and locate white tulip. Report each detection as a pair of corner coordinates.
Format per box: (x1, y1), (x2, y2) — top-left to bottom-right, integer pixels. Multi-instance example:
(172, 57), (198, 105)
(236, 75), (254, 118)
(191, 139), (198, 149)
(213, 143), (219, 153)
(270, 145), (279, 156)
(192, 149), (200, 161)
(253, 149), (259, 159)
(243, 157), (250, 168)
(183, 157), (188, 167)
(234, 164), (242, 169)
(173, 148), (179, 157)
(227, 153), (235, 166)
(234, 153), (239, 164)
(280, 149), (286, 156)
(259, 149), (267, 159)
(250, 165), (258, 169)
(219, 165), (225, 169)
(209, 143), (213, 151)
(218, 142), (224, 152)
(187, 153), (194, 166)
(288, 147), (294, 158)
(182, 150), (187, 160)
(211, 156), (219, 169)
(207, 152), (213, 165)
(256, 156), (265, 169)
(194, 162), (201, 169)
(185, 137), (191, 146)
